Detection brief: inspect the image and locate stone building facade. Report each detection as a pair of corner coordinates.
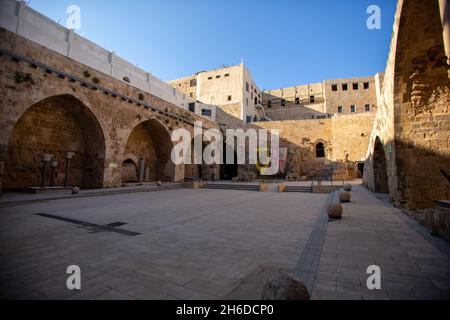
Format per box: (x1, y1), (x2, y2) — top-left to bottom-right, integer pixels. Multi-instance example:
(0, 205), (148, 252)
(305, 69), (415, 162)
(0, 28), (218, 192)
(261, 74), (381, 121)
(363, 0), (450, 209)
(169, 64), (263, 123)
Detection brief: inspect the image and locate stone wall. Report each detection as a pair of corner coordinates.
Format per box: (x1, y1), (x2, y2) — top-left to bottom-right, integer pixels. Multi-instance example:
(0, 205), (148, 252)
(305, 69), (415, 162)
(323, 76), (379, 115)
(0, 28), (217, 191)
(0, 0), (190, 110)
(261, 75), (380, 120)
(250, 112), (374, 179)
(363, 0), (450, 209)
(168, 75), (197, 100)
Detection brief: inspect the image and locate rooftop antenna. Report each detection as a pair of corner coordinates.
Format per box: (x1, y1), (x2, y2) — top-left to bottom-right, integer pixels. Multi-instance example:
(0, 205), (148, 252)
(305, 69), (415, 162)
(26, 1), (30, 6)
(241, 58), (244, 65)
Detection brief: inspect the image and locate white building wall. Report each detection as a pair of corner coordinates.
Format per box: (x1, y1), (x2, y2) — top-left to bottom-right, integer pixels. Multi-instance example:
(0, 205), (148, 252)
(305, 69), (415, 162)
(0, 0), (187, 110)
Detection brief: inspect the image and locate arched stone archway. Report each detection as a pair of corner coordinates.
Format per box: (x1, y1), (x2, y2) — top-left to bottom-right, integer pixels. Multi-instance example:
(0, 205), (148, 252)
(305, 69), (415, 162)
(373, 137), (388, 193)
(221, 142), (238, 180)
(122, 118), (174, 182)
(391, 0), (450, 207)
(3, 95), (106, 189)
(121, 159), (138, 183)
(315, 142), (325, 158)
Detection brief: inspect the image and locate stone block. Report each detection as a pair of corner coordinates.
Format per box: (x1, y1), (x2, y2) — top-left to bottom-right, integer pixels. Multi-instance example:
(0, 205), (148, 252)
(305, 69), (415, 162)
(327, 204), (343, 220)
(339, 191), (351, 203)
(261, 271), (310, 300)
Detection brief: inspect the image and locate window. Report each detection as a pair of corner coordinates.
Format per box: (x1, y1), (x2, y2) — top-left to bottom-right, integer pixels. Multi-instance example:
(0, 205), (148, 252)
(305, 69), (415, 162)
(350, 105), (356, 113)
(246, 98), (248, 106)
(225, 73), (230, 77)
(337, 106), (343, 113)
(352, 83), (359, 90)
(342, 84), (348, 91)
(188, 103), (195, 112)
(310, 95), (315, 103)
(254, 97), (258, 105)
(246, 115), (252, 123)
(208, 76), (212, 80)
(189, 79), (197, 87)
(267, 101), (272, 108)
(295, 97), (300, 105)
(281, 99), (286, 107)
(201, 109), (212, 117)
(331, 84), (338, 91)
(216, 75), (220, 79)
(251, 93), (253, 99)
(246, 82), (249, 92)
(316, 142), (325, 158)
(363, 82), (370, 89)
(365, 104), (371, 112)
(189, 92), (193, 98)
(227, 95), (232, 101)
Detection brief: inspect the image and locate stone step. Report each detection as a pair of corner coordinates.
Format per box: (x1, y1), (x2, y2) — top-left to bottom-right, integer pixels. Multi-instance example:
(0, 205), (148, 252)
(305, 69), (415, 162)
(205, 184), (259, 191)
(284, 186), (313, 193)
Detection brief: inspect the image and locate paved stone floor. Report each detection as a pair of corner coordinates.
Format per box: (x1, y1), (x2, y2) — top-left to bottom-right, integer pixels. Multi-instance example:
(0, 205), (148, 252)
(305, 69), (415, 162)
(311, 185), (450, 300)
(0, 189), (326, 300)
(0, 185), (449, 300)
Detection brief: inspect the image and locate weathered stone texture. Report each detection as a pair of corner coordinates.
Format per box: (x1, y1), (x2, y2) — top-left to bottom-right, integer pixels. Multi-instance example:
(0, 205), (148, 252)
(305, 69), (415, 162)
(0, 28), (217, 190)
(363, 0), (450, 209)
(251, 112), (373, 179)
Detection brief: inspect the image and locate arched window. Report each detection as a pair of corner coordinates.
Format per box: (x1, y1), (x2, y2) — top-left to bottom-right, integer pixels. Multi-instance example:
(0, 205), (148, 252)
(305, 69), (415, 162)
(189, 79), (197, 87)
(316, 142), (325, 158)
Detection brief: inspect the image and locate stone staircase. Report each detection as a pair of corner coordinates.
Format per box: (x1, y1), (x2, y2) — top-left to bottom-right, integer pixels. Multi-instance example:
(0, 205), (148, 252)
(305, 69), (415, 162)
(284, 185), (313, 193)
(205, 183), (260, 191)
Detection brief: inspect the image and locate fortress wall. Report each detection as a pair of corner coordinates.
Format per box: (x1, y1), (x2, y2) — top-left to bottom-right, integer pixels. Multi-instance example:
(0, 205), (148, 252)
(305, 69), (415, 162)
(0, 0), (188, 109)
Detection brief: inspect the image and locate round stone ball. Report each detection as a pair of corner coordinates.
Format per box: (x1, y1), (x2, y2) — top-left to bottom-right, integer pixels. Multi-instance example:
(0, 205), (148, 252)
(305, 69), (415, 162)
(343, 183), (352, 191)
(327, 203), (343, 219)
(71, 186), (80, 194)
(156, 180), (162, 186)
(339, 191), (351, 203)
(261, 271), (310, 300)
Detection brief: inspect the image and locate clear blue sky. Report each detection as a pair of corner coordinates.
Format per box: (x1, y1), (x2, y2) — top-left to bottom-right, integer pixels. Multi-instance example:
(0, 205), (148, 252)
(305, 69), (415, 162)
(29, 0), (397, 90)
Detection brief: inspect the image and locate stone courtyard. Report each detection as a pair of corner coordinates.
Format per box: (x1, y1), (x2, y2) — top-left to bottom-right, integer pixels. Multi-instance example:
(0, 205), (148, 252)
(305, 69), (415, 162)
(0, 0), (449, 302)
(0, 185), (449, 300)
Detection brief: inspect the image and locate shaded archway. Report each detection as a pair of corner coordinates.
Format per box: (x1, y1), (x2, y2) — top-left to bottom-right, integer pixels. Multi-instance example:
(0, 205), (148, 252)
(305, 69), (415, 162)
(315, 142), (325, 158)
(221, 142), (238, 180)
(3, 95), (105, 189)
(373, 137), (388, 193)
(122, 119), (174, 182)
(121, 159), (138, 183)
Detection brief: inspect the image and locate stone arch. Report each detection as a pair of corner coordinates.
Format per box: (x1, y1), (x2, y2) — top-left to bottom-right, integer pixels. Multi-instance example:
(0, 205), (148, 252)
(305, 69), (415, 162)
(221, 142), (238, 180)
(122, 118), (175, 182)
(315, 141), (325, 158)
(3, 94), (106, 189)
(373, 137), (388, 193)
(391, 0), (450, 207)
(121, 154), (139, 183)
